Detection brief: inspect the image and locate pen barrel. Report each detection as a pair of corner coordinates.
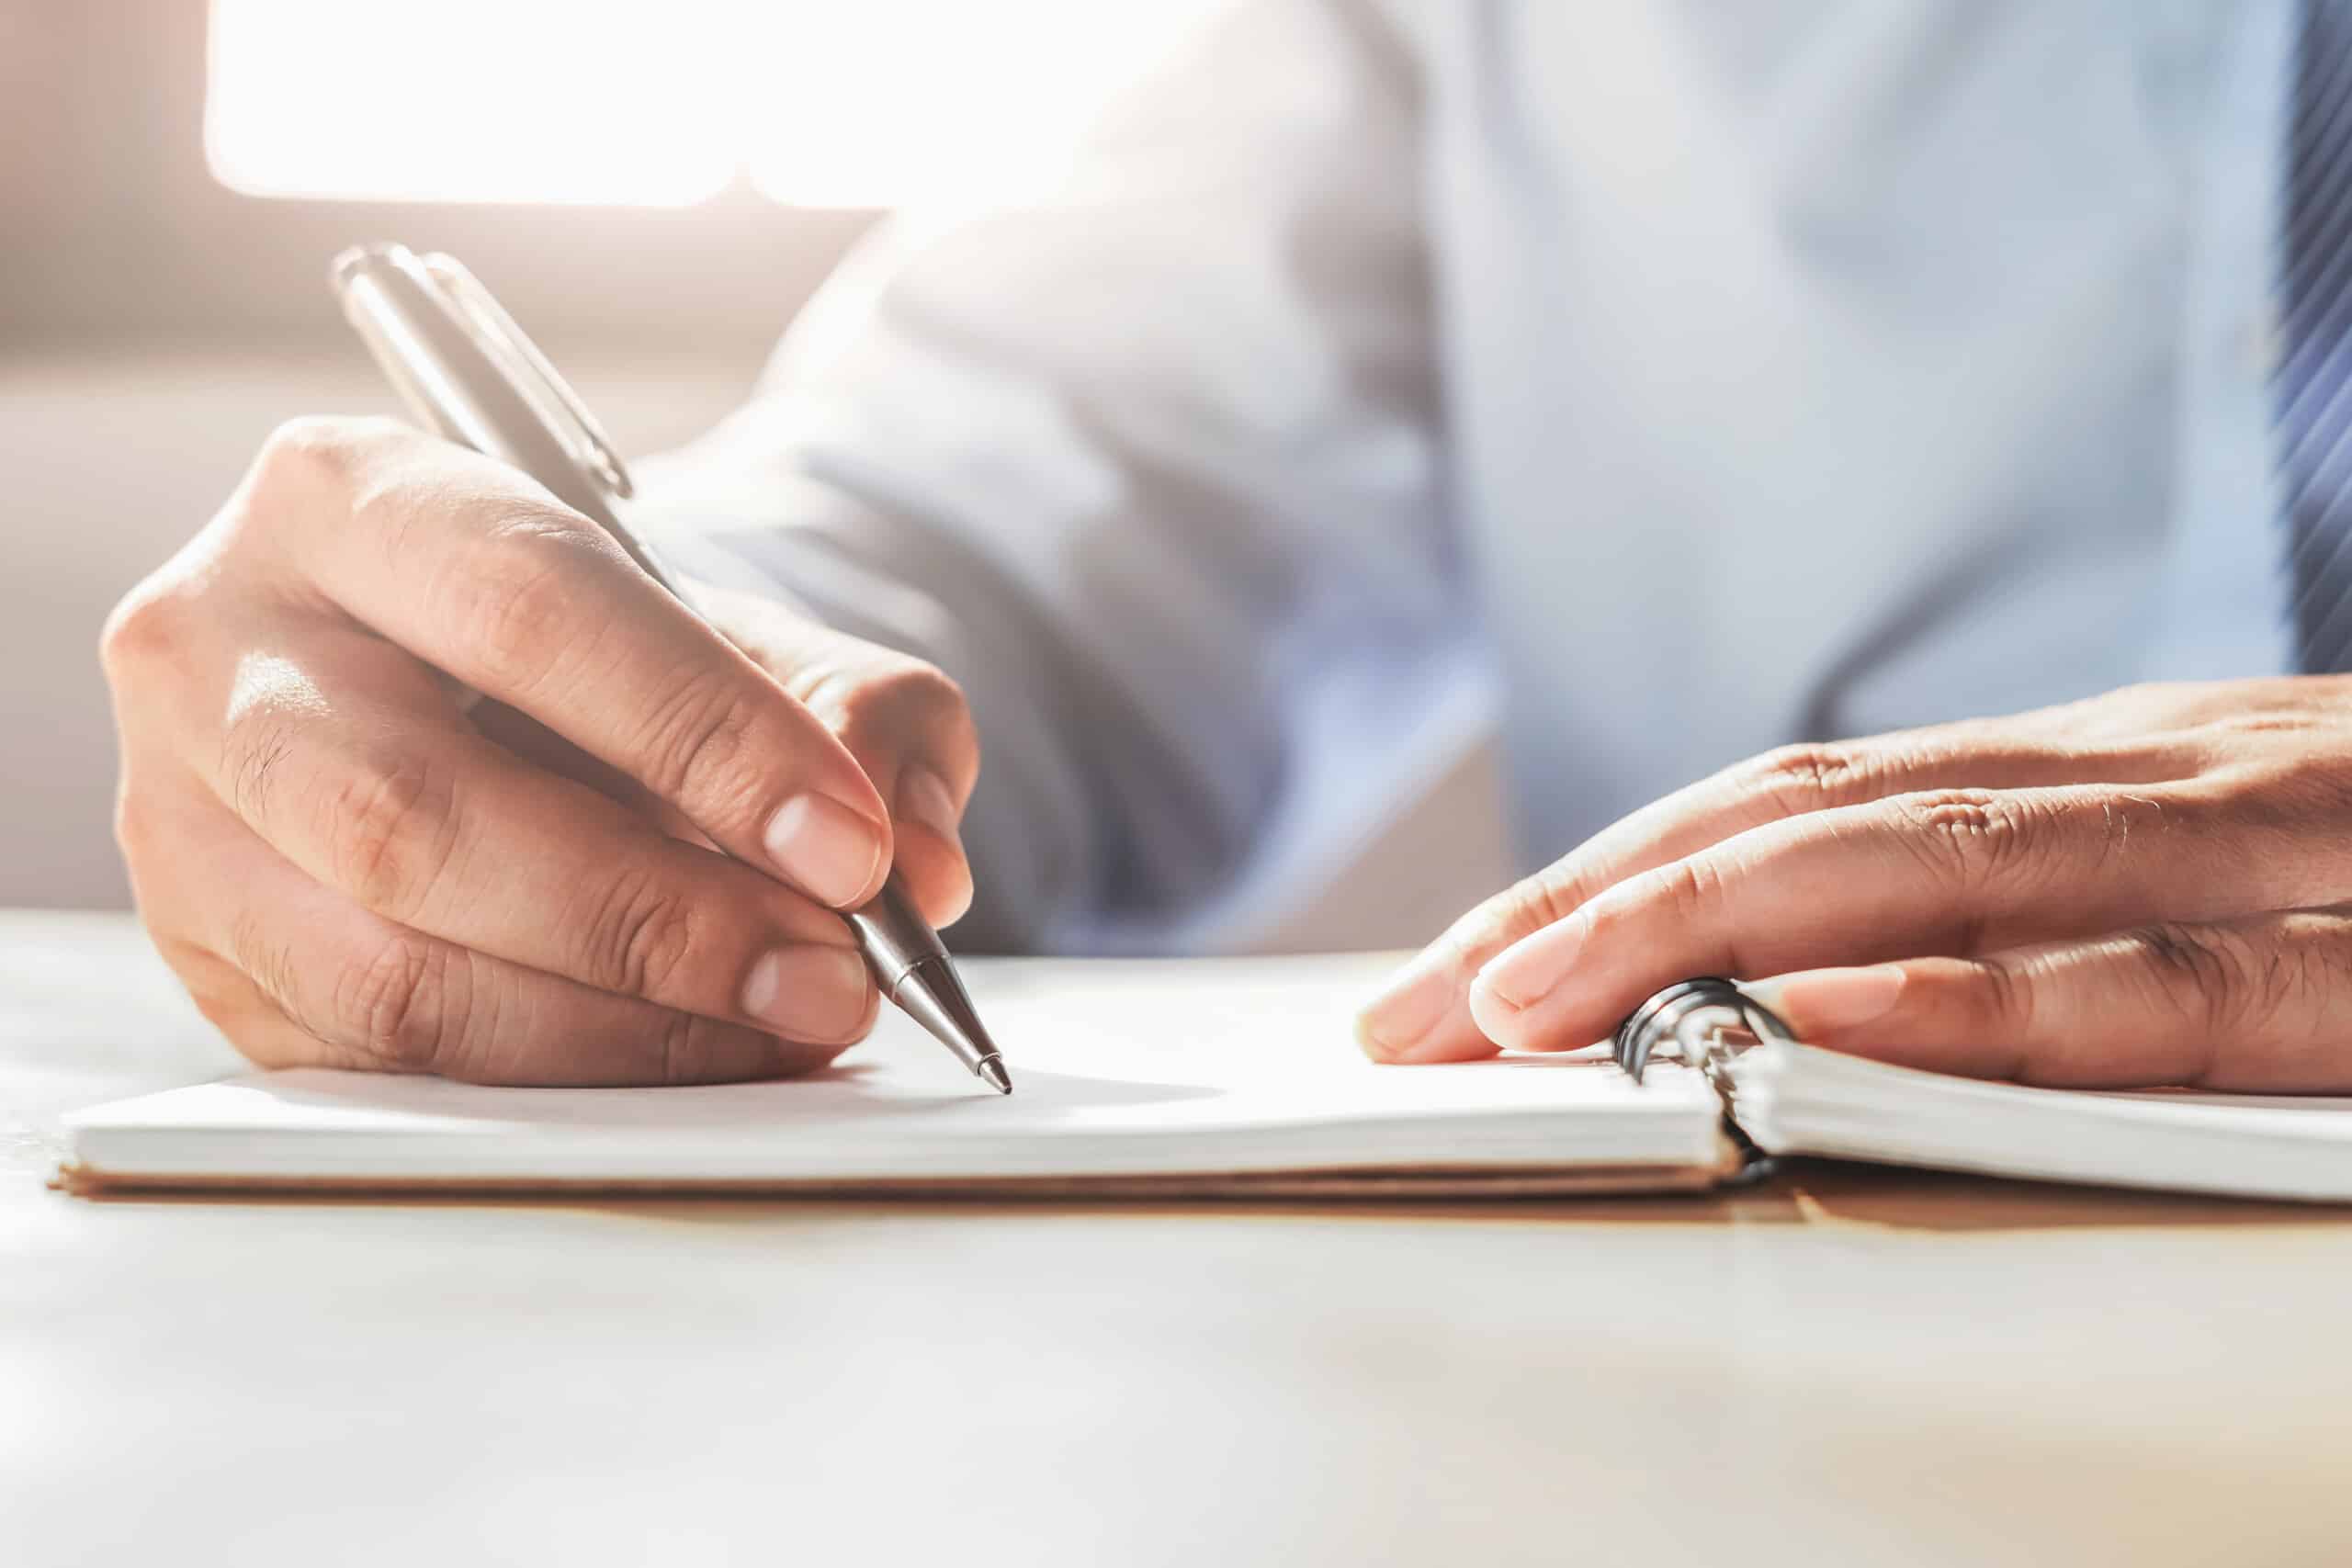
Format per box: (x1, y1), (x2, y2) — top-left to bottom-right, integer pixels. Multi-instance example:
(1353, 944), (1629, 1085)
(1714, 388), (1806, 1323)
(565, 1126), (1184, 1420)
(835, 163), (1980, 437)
(333, 246), (612, 524)
(848, 879), (950, 995)
(331, 246), (706, 614)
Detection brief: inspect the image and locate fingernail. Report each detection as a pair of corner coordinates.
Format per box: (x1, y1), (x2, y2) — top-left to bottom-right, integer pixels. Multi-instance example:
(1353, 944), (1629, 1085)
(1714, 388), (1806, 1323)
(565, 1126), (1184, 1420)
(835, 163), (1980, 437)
(1747, 965), (1906, 1036)
(897, 766), (964, 847)
(741, 946), (872, 1042)
(763, 794), (885, 907)
(1356, 952), (1457, 1060)
(1476, 919), (1587, 1011)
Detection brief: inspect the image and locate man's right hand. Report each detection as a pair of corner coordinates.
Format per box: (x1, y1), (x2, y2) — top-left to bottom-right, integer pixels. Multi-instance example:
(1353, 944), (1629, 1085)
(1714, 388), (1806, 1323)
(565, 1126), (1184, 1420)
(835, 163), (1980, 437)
(100, 418), (979, 1085)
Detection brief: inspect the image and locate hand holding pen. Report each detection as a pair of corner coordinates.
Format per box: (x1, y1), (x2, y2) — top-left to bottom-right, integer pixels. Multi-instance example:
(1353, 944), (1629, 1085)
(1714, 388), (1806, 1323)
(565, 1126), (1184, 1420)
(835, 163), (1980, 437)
(95, 245), (1006, 1089)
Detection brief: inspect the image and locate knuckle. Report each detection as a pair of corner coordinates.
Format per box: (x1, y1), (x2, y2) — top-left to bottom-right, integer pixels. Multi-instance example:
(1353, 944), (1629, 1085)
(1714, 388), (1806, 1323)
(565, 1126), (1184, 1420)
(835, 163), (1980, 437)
(1512, 866), (1587, 933)
(637, 679), (768, 815)
(334, 934), (458, 1073)
(2200, 707), (2324, 748)
(315, 745), (458, 916)
(1652, 855), (1724, 928)
(97, 581), (194, 685)
(1887, 788), (2038, 888)
(1438, 871), (1580, 975)
(1577, 856), (1733, 963)
(250, 417), (347, 492)
(575, 868), (704, 1000)
(250, 414), (399, 499)
(1494, 871), (1580, 942)
(1641, 854), (1748, 972)
(1962, 953), (2039, 1039)
(2117, 922), (2248, 1039)
(448, 517), (613, 694)
(1743, 742), (1871, 814)
(2247, 939), (2321, 1042)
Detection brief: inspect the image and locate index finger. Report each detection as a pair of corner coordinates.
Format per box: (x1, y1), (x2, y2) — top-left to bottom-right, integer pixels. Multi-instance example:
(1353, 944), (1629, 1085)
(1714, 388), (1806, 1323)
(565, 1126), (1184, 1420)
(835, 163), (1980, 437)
(1464, 784), (2255, 1055)
(257, 420), (894, 911)
(1353, 732), (2192, 1063)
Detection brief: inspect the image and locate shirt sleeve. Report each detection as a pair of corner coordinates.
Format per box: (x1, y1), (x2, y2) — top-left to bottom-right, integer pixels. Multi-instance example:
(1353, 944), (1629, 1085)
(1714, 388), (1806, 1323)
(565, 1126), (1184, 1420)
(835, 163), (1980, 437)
(632, 0), (1475, 953)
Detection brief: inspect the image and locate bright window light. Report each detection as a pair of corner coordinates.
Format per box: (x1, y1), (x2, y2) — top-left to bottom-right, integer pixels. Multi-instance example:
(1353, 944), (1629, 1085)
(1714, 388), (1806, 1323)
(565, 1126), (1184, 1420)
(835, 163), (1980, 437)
(206, 0), (1216, 209)
(743, 2), (1213, 209)
(206, 0), (747, 206)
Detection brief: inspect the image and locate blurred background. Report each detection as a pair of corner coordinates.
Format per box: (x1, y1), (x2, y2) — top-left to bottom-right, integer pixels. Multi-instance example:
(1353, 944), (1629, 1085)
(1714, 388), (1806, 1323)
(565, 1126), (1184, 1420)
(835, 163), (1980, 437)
(0, 0), (1500, 943)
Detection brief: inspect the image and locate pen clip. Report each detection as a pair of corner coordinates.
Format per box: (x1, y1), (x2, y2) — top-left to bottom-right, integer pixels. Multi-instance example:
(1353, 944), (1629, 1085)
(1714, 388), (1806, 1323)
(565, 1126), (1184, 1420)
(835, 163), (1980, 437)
(416, 252), (636, 502)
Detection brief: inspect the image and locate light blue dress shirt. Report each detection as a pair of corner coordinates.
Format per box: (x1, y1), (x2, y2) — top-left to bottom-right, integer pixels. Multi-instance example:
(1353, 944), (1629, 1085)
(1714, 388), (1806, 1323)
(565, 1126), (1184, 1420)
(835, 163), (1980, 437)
(640, 0), (2298, 953)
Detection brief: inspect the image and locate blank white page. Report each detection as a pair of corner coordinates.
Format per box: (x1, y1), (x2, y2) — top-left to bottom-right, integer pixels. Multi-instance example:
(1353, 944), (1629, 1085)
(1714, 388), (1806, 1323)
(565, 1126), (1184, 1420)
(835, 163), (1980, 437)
(62, 954), (1727, 1189)
(1736, 1041), (2352, 1202)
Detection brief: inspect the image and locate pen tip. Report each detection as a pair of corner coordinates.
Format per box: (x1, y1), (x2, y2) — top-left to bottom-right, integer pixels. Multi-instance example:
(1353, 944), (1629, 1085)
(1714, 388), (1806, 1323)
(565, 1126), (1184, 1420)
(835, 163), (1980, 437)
(978, 1056), (1013, 1095)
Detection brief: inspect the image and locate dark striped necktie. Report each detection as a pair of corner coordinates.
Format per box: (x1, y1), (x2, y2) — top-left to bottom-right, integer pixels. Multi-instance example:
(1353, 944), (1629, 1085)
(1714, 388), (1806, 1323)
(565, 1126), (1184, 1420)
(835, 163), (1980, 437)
(2279, 0), (2352, 673)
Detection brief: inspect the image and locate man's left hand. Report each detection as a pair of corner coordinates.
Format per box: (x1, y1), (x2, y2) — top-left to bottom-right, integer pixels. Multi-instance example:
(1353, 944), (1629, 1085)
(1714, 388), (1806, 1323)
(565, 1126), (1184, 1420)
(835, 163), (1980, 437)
(1355, 678), (2352, 1091)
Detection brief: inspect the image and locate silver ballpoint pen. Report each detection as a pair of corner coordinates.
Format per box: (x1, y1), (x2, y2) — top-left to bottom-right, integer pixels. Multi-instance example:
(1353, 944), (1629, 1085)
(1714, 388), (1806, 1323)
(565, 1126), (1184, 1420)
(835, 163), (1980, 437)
(331, 242), (1012, 1094)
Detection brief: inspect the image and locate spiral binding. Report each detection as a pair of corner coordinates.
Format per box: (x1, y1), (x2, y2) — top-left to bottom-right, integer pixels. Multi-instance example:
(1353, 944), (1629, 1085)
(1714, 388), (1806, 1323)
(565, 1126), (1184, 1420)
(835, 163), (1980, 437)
(1611, 977), (1798, 1172)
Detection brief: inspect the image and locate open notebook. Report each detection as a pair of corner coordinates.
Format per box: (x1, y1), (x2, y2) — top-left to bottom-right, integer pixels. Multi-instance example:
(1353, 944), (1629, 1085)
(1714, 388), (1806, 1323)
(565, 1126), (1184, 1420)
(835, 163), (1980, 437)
(58, 954), (2352, 1201)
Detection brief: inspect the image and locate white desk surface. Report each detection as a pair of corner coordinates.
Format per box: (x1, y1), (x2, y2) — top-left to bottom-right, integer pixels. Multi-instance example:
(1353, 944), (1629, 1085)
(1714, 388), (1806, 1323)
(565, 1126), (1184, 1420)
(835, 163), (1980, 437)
(8, 909), (2352, 1566)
